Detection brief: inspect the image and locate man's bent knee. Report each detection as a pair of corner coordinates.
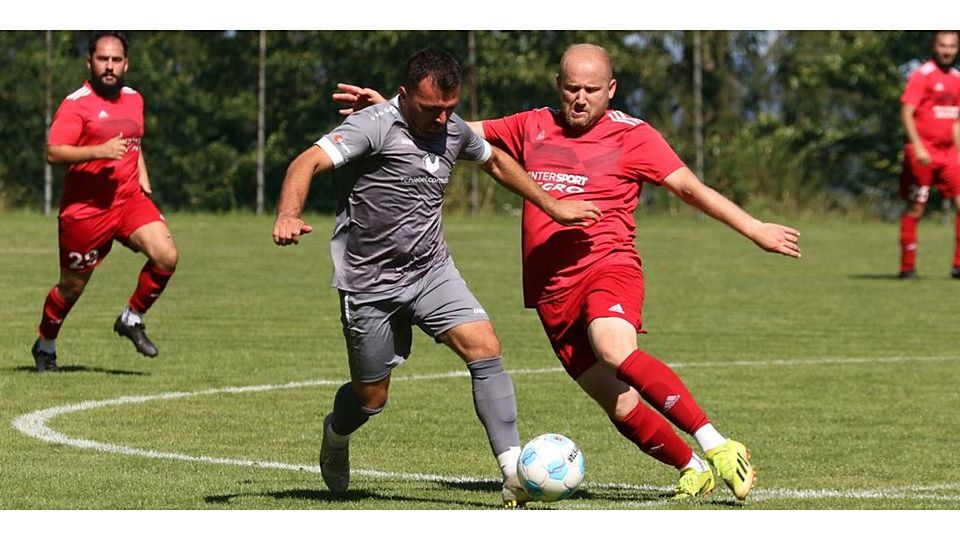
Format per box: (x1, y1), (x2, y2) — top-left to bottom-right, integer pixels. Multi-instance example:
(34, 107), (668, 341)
(151, 246), (179, 272)
(57, 271), (91, 302)
(442, 321), (501, 362)
(352, 378), (390, 411)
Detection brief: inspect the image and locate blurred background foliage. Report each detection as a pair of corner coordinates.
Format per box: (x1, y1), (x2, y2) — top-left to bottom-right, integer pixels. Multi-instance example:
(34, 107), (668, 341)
(0, 30), (939, 218)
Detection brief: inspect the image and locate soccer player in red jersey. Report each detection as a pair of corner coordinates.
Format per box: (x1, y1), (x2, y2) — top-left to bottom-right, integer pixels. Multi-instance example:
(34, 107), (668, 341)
(897, 31), (960, 280)
(334, 43), (800, 502)
(31, 31), (178, 372)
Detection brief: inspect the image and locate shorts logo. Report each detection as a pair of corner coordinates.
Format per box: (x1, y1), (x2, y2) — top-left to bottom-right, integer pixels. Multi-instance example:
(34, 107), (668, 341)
(663, 394), (680, 412)
(473, 307), (486, 314)
(423, 153), (441, 174)
(608, 303), (625, 314)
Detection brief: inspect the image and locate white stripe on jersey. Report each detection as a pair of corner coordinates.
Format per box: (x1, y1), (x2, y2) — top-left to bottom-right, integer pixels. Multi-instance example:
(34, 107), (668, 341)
(65, 86), (92, 101)
(471, 139), (493, 165)
(317, 137), (346, 168)
(122, 86), (138, 94)
(608, 110), (643, 127)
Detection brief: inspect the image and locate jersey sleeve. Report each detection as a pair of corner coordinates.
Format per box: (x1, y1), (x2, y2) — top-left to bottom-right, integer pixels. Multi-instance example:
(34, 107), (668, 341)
(622, 124), (686, 184)
(901, 70), (926, 107)
(481, 110), (530, 162)
(452, 115), (492, 163)
(47, 99), (84, 146)
(315, 107), (385, 169)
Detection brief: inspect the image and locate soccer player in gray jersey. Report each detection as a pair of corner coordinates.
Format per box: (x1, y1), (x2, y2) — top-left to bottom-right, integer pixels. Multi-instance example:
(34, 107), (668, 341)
(273, 48), (601, 507)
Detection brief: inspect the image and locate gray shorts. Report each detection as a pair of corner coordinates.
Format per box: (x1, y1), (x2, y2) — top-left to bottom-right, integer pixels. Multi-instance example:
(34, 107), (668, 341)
(338, 256), (490, 382)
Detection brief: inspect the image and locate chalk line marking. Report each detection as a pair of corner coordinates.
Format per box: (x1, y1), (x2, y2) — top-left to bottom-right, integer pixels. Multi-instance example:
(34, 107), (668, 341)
(11, 355), (960, 504)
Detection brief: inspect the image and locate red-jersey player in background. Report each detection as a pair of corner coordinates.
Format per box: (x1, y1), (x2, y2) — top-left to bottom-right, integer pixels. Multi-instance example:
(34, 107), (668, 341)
(32, 31), (179, 372)
(334, 43), (800, 502)
(897, 30), (960, 280)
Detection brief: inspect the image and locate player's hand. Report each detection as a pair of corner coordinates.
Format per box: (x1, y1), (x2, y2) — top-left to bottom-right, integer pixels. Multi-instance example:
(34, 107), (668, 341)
(273, 215), (313, 246)
(139, 175), (153, 196)
(747, 222), (801, 259)
(100, 133), (128, 160)
(333, 83), (386, 115)
(547, 199), (603, 227)
(915, 144), (932, 167)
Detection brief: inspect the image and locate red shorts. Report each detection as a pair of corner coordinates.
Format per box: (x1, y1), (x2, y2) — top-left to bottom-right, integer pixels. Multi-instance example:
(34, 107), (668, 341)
(899, 143), (960, 202)
(535, 264), (645, 379)
(58, 192), (164, 273)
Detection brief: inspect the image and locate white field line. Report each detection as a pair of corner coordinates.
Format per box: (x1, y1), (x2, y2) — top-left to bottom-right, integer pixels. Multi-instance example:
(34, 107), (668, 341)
(10, 355), (960, 504)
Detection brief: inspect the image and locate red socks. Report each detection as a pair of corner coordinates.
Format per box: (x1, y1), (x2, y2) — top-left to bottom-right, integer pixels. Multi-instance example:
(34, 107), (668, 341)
(128, 262), (174, 314)
(616, 350), (709, 435)
(901, 214), (919, 272)
(613, 402), (692, 469)
(38, 286), (75, 340)
(954, 212), (960, 269)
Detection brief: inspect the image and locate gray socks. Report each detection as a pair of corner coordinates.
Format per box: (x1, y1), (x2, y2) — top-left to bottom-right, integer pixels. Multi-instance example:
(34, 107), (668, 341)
(468, 357), (520, 456)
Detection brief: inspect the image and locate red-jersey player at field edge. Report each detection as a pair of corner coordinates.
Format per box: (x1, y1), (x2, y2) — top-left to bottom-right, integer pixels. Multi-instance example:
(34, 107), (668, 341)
(333, 43), (800, 502)
(897, 30), (960, 280)
(31, 31), (178, 373)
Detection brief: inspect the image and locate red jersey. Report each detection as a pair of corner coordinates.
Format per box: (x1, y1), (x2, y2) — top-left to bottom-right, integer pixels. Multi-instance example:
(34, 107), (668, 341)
(901, 60), (960, 149)
(482, 108), (685, 307)
(48, 82), (145, 219)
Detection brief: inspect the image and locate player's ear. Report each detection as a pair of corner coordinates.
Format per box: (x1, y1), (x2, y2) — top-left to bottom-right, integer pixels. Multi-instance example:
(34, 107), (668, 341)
(608, 78), (617, 100)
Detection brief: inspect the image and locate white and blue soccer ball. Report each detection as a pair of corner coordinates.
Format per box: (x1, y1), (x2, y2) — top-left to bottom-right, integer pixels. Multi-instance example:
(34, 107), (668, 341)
(517, 433), (585, 502)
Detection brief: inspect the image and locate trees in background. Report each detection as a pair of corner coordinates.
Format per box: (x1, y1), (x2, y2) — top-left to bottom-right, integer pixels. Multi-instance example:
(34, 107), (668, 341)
(0, 30), (933, 217)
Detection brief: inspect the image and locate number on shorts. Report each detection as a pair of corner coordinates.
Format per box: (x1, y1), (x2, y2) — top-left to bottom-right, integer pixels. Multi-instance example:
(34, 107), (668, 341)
(67, 249), (99, 270)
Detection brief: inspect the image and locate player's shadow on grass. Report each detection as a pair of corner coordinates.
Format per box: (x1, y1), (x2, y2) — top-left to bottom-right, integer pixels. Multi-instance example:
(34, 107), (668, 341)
(7, 365), (148, 376)
(442, 479), (741, 508)
(204, 488), (491, 508)
(848, 273), (908, 280)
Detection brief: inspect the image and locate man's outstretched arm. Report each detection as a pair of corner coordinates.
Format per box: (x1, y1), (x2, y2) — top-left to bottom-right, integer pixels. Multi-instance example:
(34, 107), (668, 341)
(273, 145), (334, 246)
(479, 146), (601, 227)
(662, 166), (801, 259)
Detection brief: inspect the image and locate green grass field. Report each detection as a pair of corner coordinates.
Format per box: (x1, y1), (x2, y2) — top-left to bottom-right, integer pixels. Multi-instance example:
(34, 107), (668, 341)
(2, 210), (958, 513)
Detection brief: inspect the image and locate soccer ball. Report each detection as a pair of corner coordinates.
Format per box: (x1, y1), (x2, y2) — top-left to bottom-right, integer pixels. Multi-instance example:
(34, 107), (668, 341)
(517, 433), (585, 502)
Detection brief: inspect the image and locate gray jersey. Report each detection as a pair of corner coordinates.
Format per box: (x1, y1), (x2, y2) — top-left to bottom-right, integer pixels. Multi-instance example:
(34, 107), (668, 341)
(316, 97), (492, 293)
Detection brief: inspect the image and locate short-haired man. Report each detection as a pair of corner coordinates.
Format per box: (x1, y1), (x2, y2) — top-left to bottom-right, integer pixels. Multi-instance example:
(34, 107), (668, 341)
(273, 48), (600, 507)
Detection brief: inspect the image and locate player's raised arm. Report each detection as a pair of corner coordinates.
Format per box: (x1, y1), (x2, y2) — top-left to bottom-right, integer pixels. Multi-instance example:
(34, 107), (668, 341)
(662, 166), (801, 259)
(480, 146), (601, 227)
(273, 145), (334, 246)
(332, 83), (387, 116)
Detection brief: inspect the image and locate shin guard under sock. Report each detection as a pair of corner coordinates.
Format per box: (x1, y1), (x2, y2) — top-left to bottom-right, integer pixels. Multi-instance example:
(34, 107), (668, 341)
(616, 350), (709, 435)
(613, 402), (693, 469)
(468, 357), (521, 457)
(38, 286), (75, 340)
(128, 262), (174, 314)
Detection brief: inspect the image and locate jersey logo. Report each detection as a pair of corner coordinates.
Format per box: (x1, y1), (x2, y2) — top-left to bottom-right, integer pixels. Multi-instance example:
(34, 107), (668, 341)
(98, 110), (110, 119)
(401, 137), (416, 146)
(608, 303), (625, 314)
(423, 153), (440, 174)
(536, 130), (545, 141)
(936, 82), (945, 92)
(608, 111), (643, 127)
